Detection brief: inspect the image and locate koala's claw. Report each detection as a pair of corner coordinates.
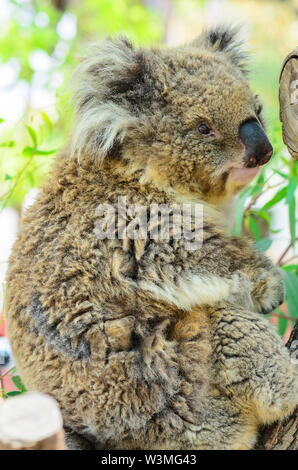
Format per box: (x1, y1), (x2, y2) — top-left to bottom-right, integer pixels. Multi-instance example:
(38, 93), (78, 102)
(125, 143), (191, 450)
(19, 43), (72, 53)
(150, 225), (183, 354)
(259, 294), (285, 315)
(252, 268), (285, 314)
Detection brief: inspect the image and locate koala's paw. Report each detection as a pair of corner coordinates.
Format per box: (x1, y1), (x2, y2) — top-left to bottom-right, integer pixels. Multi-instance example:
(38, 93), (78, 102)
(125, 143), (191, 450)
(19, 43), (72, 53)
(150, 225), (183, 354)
(251, 266), (285, 314)
(253, 364), (298, 425)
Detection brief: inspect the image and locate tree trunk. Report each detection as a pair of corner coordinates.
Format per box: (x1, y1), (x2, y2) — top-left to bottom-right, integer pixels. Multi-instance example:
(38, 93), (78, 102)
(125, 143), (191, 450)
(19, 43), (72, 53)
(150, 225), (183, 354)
(256, 49), (298, 449)
(255, 321), (298, 449)
(279, 47), (298, 160)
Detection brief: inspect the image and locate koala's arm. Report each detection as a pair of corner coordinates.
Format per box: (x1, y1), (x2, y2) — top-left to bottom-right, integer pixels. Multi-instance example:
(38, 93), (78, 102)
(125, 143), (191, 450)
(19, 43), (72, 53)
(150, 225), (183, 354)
(183, 303), (298, 450)
(209, 303), (297, 426)
(136, 221), (284, 313)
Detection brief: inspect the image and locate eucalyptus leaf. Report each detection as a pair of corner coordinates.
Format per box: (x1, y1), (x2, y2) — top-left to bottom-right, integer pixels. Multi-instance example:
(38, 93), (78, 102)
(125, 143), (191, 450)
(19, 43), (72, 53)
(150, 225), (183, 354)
(286, 178), (297, 204)
(254, 238), (273, 253)
(35, 149), (56, 156)
(288, 196), (296, 247)
(283, 265), (298, 275)
(22, 146), (36, 157)
(248, 215), (261, 240)
(283, 272), (298, 319)
(262, 187), (287, 211)
(277, 316), (288, 338)
(6, 391), (22, 397)
(12, 375), (26, 392)
(26, 125), (38, 148)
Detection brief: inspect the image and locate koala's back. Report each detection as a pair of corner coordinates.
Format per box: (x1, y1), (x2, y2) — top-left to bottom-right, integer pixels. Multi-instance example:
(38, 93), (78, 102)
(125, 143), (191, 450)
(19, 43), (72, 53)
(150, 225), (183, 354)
(5, 156), (213, 448)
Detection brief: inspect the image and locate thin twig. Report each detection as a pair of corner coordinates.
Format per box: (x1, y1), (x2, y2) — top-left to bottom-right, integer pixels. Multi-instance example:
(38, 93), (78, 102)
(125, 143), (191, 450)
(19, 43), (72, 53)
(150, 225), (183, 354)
(274, 312), (297, 323)
(277, 239), (298, 266)
(0, 366), (16, 380)
(244, 192), (263, 213)
(0, 156), (34, 209)
(244, 181), (284, 214)
(280, 255), (298, 266)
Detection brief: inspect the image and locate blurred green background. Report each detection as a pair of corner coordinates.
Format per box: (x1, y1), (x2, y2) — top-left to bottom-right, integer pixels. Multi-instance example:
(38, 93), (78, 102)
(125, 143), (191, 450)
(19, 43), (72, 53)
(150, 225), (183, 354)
(0, 0), (297, 208)
(0, 0), (297, 357)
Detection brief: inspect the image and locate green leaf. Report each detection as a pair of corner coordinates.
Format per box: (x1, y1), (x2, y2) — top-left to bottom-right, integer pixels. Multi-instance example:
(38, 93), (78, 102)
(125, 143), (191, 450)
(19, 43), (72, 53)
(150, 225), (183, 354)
(6, 391), (22, 397)
(262, 187), (287, 211)
(4, 174), (13, 181)
(277, 316), (288, 338)
(248, 215), (261, 241)
(35, 149), (56, 156)
(286, 178), (297, 204)
(41, 111), (52, 132)
(273, 170), (288, 179)
(12, 375), (26, 392)
(280, 155), (291, 166)
(0, 118), (4, 124)
(26, 125), (38, 148)
(288, 196), (296, 247)
(257, 210), (270, 224)
(254, 238), (273, 253)
(283, 271), (298, 319)
(9, 0), (22, 6)
(282, 264), (298, 275)
(22, 146), (35, 157)
(0, 140), (15, 148)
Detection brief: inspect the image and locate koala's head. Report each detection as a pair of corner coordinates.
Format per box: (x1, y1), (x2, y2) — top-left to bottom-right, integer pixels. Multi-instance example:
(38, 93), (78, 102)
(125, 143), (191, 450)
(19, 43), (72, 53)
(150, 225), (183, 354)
(71, 26), (273, 205)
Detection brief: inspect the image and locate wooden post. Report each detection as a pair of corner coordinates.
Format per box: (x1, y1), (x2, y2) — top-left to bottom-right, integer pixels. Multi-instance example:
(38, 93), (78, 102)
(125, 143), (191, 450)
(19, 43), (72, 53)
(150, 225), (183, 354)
(0, 392), (65, 450)
(279, 46), (298, 160)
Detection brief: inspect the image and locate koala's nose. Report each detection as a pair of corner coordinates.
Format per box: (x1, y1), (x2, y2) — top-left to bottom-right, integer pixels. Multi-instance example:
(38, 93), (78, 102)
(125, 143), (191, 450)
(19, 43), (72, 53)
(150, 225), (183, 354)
(239, 120), (273, 168)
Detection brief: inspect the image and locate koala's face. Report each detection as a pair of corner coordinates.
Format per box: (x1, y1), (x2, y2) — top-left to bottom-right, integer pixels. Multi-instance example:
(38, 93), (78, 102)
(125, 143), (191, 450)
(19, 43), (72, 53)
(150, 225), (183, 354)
(72, 28), (273, 206)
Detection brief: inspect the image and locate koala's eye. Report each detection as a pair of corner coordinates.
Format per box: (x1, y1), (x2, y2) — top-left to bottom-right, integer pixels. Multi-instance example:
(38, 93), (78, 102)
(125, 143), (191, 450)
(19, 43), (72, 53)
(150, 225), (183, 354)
(197, 123), (212, 136)
(195, 120), (221, 140)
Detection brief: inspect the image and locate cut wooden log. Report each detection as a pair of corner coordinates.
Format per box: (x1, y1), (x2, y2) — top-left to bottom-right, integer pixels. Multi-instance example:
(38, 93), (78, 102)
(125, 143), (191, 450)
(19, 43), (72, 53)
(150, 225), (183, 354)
(279, 46), (298, 160)
(0, 392), (65, 450)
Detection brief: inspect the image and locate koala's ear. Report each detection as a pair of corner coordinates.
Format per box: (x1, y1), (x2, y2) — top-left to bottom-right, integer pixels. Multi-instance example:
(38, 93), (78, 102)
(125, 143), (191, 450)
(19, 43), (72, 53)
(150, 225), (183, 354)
(71, 37), (148, 162)
(192, 25), (249, 75)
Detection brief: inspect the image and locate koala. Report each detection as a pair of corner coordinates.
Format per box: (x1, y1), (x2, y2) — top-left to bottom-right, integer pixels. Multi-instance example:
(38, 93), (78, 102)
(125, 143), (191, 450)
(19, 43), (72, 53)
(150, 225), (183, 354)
(5, 26), (297, 450)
